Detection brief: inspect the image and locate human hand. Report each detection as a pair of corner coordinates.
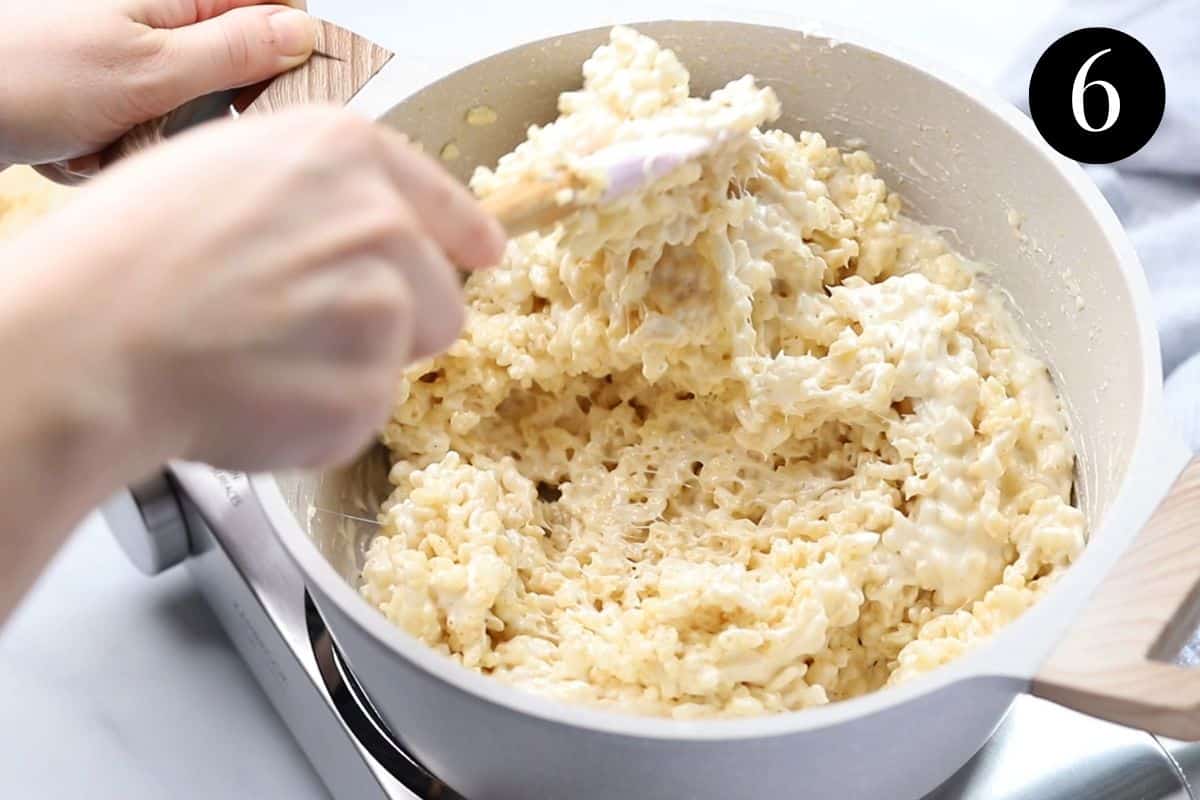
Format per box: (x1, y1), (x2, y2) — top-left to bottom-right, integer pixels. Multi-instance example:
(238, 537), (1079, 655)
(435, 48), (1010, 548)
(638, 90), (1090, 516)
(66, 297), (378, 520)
(0, 0), (315, 180)
(0, 107), (505, 472)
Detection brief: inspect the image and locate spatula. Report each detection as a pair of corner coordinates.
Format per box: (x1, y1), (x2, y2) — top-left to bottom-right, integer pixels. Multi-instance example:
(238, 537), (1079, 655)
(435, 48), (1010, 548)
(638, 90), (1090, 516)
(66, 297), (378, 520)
(107, 18), (719, 238)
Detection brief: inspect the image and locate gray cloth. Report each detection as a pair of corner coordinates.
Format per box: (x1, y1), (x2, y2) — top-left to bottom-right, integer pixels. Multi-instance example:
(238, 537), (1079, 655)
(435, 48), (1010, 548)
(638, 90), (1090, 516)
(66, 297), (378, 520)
(998, 0), (1200, 449)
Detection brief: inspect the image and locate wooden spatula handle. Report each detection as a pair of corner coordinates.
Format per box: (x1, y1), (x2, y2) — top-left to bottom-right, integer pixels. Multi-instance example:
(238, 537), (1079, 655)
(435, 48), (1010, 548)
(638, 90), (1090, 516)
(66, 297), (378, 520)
(480, 175), (583, 238)
(105, 18), (392, 162)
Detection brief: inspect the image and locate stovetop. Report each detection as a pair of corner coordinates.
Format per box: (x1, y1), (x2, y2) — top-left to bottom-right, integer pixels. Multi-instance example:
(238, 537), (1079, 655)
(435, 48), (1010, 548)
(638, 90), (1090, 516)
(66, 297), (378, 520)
(106, 473), (1200, 800)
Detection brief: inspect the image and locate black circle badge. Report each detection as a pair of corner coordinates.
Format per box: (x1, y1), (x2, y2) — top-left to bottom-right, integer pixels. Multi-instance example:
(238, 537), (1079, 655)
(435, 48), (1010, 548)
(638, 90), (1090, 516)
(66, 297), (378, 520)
(1028, 27), (1165, 164)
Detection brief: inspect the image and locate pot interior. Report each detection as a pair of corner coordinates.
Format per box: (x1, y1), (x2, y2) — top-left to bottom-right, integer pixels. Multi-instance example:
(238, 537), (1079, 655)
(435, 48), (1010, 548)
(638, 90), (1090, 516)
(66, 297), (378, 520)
(276, 19), (1145, 616)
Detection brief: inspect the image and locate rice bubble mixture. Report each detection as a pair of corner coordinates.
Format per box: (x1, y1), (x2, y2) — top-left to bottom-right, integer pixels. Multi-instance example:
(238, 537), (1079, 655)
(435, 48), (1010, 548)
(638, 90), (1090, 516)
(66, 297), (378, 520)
(359, 27), (1085, 719)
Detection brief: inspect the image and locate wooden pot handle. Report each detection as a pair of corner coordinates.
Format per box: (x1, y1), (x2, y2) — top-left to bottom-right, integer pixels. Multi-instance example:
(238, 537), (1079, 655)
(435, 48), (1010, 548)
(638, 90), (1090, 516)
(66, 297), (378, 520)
(1033, 455), (1200, 739)
(105, 18), (393, 163)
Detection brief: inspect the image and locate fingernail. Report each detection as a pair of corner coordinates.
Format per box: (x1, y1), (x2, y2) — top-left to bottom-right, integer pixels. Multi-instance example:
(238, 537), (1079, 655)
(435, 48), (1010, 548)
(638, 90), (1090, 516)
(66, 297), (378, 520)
(267, 7), (316, 59)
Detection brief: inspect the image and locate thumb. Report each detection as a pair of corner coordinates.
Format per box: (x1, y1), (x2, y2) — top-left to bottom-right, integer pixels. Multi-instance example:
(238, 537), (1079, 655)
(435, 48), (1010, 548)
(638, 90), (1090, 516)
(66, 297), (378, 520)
(148, 6), (315, 112)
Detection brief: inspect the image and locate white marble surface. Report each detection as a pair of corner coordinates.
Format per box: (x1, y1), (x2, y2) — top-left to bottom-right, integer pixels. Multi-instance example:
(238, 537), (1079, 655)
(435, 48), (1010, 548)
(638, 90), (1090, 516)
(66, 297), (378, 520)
(0, 1), (1063, 798)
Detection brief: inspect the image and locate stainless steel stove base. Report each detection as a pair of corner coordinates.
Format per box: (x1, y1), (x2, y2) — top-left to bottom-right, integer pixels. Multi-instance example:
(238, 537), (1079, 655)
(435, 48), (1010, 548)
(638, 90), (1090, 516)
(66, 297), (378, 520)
(178, 489), (421, 799)
(119, 478), (1198, 800)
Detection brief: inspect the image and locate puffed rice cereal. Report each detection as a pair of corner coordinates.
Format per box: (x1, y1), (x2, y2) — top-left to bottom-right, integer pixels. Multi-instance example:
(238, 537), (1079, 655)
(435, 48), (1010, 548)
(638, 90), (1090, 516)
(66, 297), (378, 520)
(359, 26), (1086, 719)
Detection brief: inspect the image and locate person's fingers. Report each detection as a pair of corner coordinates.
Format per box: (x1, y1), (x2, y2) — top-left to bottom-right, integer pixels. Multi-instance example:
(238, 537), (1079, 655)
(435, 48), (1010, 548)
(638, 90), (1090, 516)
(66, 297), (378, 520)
(387, 205), (467, 359)
(131, 0), (306, 30)
(140, 5), (315, 116)
(373, 127), (507, 271)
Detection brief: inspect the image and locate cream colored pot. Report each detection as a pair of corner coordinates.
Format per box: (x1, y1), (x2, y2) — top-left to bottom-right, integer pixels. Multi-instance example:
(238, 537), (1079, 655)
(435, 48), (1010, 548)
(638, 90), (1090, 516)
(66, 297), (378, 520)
(171, 16), (1199, 800)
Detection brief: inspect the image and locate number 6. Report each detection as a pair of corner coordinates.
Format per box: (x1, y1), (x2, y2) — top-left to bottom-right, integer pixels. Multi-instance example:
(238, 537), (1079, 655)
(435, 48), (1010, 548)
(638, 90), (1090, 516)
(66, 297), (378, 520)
(1072, 48), (1120, 133)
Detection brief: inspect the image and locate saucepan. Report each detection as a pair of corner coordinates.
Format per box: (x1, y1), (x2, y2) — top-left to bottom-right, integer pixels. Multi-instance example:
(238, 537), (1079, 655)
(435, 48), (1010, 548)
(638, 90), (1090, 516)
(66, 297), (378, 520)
(161, 13), (1200, 800)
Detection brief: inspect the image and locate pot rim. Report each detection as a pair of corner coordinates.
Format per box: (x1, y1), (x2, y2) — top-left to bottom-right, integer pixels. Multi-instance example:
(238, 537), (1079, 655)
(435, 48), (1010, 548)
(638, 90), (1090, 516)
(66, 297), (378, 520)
(261, 14), (1173, 741)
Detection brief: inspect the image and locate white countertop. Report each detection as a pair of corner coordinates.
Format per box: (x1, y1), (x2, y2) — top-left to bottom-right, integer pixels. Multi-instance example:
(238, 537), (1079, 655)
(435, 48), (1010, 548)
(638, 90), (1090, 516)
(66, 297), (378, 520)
(0, 2), (1062, 798)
